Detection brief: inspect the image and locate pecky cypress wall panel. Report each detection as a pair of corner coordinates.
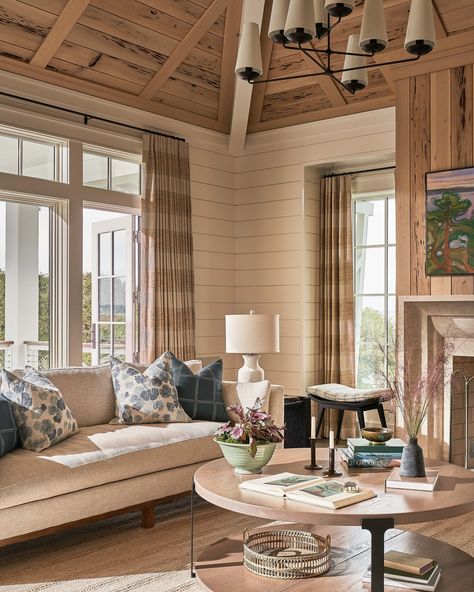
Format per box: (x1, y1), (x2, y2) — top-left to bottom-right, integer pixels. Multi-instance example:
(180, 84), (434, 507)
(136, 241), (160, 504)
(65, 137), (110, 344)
(395, 62), (474, 297)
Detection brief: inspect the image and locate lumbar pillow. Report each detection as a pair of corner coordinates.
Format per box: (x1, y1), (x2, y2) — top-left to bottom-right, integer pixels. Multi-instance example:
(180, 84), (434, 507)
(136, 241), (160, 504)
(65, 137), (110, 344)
(222, 380), (271, 423)
(171, 354), (227, 422)
(0, 396), (19, 457)
(0, 367), (78, 453)
(110, 352), (191, 424)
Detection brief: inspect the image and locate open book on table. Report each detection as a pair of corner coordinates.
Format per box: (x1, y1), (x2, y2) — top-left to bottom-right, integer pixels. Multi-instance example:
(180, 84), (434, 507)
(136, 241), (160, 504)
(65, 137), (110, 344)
(239, 472), (376, 509)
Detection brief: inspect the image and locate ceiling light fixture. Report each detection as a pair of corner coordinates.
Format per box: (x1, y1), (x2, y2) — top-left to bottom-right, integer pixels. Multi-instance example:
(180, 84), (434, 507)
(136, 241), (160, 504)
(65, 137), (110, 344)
(235, 0), (437, 94)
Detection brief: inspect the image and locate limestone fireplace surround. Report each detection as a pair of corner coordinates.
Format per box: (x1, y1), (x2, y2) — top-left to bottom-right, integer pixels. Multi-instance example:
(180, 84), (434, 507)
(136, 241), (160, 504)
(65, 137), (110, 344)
(399, 296), (474, 466)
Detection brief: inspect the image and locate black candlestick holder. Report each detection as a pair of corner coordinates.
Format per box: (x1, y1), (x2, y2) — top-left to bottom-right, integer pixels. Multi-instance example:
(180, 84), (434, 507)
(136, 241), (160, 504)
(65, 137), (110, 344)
(304, 438), (322, 471)
(322, 447), (342, 477)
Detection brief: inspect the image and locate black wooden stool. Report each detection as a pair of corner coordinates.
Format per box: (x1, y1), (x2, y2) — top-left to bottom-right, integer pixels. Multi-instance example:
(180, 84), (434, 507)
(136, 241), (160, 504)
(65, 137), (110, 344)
(308, 393), (388, 442)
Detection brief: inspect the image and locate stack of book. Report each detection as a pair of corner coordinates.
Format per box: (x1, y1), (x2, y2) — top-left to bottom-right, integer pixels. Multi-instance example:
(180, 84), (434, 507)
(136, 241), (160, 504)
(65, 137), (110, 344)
(363, 550), (441, 591)
(340, 437), (406, 469)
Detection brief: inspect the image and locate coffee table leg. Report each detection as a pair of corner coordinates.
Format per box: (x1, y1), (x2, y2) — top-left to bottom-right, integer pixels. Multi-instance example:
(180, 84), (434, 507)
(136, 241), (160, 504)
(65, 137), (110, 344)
(190, 477), (197, 579)
(361, 517), (394, 592)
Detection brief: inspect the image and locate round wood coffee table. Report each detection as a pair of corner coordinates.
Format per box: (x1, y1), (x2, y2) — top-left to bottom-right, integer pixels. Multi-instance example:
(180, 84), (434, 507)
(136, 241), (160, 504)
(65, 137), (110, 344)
(191, 448), (474, 592)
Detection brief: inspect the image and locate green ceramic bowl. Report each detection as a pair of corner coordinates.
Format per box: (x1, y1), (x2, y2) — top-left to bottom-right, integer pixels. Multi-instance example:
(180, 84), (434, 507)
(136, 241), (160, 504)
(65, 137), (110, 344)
(214, 438), (277, 474)
(361, 427), (393, 444)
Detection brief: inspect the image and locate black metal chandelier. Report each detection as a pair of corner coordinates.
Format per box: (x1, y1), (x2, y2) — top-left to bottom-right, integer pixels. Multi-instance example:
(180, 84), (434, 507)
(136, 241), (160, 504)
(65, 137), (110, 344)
(235, 0), (437, 95)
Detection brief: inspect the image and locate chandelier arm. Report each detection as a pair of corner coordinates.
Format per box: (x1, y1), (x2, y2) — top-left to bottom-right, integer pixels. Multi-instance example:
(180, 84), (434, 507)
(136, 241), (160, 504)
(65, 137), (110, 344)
(326, 70), (356, 95)
(329, 49), (376, 58)
(332, 53), (422, 75)
(299, 47), (327, 73)
(314, 15), (342, 43)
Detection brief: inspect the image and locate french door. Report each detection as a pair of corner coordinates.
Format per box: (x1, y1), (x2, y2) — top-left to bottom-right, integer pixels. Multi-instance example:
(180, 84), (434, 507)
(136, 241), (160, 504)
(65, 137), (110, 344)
(91, 216), (136, 365)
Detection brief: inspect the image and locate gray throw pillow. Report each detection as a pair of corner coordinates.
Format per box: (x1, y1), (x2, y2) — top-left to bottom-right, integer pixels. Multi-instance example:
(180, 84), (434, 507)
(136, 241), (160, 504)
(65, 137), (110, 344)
(171, 354), (226, 422)
(110, 352), (192, 424)
(0, 396), (19, 457)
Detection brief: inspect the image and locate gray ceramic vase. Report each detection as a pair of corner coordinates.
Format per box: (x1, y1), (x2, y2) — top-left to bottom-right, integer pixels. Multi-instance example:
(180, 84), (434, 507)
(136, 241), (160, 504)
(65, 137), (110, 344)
(400, 437), (426, 478)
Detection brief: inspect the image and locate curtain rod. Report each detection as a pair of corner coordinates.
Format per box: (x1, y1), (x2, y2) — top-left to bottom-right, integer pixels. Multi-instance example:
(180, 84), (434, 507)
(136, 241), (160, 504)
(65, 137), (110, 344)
(0, 91), (186, 142)
(323, 165), (395, 178)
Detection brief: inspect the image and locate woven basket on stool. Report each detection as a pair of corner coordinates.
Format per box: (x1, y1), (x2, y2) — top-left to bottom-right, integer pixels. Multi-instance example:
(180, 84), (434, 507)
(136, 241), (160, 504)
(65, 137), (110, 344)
(243, 529), (331, 579)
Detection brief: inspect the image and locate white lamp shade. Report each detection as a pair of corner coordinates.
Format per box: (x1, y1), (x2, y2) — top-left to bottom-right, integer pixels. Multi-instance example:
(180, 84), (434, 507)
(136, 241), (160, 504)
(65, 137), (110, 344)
(226, 313), (280, 354)
(341, 34), (368, 90)
(324, 0), (354, 18)
(405, 0), (436, 55)
(268, 0), (290, 41)
(284, 0), (316, 42)
(314, 0), (328, 37)
(235, 22), (263, 78)
(359, 0), (388, 52)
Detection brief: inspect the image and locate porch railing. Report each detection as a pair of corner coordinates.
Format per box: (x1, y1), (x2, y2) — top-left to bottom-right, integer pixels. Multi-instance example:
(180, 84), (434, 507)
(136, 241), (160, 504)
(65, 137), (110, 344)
(0, 341), (14, 369)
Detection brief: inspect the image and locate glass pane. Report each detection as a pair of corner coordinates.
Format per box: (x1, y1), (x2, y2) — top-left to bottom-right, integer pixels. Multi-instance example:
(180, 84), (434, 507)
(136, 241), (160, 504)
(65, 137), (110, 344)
(113, 324), (126, 361)
(388, 246), (396, 294)
(354, 199), (385, 246)
(83, 152), (108, 189)
(388, 197), (396, 244)
(99, 278), (111, 321)
(355, 247), (385, 294)
(388, 295), (396, 345)
(22, 140), (55, 180)
(99, 232), (112, 276)
(113, 230), (126, 276)
(113, 277), (126, 322)
(355, 295), (385, 344)
(111, 159), (140, 194)
(356, 342), (387, 388)
(0, 135), (19, 174)
(99, 324), (111, 365)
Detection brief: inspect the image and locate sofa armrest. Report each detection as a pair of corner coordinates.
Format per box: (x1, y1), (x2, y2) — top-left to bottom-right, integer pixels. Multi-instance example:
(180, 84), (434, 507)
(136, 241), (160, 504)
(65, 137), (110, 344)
(221, 381), (285, 427)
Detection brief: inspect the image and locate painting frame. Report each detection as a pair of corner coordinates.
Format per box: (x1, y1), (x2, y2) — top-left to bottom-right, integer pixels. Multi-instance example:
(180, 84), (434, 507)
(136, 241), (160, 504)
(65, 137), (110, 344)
(425, 165), (474, 277)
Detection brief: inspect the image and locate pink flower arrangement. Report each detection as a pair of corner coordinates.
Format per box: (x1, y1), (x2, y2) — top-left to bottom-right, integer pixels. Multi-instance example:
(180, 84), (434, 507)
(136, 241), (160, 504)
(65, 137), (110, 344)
(215, 398), (284, 458)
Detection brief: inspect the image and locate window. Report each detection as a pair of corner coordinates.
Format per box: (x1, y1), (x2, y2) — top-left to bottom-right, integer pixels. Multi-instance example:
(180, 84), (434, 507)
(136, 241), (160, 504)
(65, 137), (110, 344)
(83, 149), (141, 195)
(0, 130), (65, 181)
(353, 194), (396, 388)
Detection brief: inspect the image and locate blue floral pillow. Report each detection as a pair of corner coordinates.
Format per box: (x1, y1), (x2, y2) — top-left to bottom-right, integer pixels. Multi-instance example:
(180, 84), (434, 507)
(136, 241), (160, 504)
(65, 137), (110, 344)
(110, 352), (192, 424)
(0, 367), (78, 452)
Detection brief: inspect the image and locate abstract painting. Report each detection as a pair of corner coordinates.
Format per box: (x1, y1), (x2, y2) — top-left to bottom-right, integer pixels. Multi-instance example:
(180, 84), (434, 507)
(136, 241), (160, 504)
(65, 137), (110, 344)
(426, 167), (474, 275)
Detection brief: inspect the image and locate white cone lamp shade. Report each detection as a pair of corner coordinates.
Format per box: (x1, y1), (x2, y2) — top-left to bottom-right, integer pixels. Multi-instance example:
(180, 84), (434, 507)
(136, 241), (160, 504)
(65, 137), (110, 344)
(359, 0), (388, 53)
(226, 312), (280, 383)
(405, 0), (436, 55)
(268, 0), (290, 43)
(314, 0), (329, 38)
(324, 0), (354, 18)
(235, 22), (263, 82)
(284, 0), (316, 44)
(341, 34), (368, 93)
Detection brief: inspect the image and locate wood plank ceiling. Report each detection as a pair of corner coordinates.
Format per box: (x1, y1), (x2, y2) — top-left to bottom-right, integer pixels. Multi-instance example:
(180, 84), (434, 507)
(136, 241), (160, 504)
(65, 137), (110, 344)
(0, 0), (472, 135)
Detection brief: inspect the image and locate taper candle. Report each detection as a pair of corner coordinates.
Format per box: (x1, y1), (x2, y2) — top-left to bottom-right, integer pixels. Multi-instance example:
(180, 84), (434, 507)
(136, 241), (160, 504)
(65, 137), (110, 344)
(311, 416), (316, 439)
(329, 430), (335, 449)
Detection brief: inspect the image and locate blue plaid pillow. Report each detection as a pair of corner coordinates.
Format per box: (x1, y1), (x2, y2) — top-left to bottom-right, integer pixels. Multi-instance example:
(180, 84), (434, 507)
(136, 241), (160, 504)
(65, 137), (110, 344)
(171, 355), (226, 422)
(0, 396), (19, 457)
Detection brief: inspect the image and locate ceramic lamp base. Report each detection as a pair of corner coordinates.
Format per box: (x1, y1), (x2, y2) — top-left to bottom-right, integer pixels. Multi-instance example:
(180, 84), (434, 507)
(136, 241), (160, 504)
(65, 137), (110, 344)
(237, 354), (264, 382)
(234, 467), (262, 475)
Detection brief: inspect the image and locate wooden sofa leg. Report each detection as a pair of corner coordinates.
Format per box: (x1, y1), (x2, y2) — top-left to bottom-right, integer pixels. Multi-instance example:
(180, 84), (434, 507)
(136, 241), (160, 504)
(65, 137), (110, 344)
(141, 503), (155, 529)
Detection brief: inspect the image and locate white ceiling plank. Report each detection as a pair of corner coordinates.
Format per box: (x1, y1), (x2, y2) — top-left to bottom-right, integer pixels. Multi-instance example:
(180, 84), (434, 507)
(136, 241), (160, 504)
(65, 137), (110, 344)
(228, 0), (266, 156)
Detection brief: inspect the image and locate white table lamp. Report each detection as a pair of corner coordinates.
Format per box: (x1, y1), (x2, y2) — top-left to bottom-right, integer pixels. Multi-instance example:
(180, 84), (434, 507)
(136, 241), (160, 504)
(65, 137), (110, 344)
(225, 311), (280, 382)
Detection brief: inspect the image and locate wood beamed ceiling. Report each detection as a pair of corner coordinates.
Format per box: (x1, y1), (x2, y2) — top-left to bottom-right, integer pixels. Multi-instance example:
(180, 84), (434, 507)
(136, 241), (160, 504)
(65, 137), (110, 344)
(0, 0), (472, 135)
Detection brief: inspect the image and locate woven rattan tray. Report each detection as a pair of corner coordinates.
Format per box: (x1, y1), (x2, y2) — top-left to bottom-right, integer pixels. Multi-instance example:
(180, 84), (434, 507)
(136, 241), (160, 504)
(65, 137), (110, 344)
(243, 529), (331, 579)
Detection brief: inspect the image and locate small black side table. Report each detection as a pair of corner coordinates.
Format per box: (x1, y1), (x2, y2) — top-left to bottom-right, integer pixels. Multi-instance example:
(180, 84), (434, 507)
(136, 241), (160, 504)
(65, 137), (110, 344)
(284, 396), (311, 448)
(308, 393), (387, 442)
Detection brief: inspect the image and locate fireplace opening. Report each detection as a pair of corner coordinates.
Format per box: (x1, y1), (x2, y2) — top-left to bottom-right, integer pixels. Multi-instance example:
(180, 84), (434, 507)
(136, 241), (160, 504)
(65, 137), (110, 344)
(451, 357), (474, 469)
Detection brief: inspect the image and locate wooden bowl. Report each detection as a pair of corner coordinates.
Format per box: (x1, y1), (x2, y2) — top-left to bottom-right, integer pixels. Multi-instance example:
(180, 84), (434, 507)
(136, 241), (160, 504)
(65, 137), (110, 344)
(361, 427), (393, 444)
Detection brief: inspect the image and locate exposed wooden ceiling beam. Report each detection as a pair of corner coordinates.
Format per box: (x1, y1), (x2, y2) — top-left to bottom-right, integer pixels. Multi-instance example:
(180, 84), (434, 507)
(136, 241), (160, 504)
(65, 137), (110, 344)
(248, 0), (274, 127)
(228, 0), (266, 155)
(30, 0), (92, 68)
(140, 0), (227, 101)
(218, 0), (244, 126)
(0, 54), (227, 133)
(433, 0), (448, 39)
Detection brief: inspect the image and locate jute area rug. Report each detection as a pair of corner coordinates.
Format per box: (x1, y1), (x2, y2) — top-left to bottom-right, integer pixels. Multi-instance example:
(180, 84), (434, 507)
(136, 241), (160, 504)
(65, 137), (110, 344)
(1, 498), (473, 592)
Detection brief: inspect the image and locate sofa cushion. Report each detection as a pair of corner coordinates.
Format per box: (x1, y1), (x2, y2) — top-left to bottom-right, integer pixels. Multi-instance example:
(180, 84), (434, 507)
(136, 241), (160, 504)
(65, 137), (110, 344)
(111, 353), (191, 424)
(0, 422), (222, 511)
(0, 367), (78, 452)
(0, 396), (18, 456)
(172, 355), (227, 422)
(40, 365), (117, 427)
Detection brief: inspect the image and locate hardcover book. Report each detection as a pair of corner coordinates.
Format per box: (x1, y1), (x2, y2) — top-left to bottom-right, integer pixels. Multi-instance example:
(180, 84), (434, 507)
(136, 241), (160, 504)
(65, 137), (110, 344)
(384, 550), (436, 575)
(347, 437), (406, 453)
(239, 472), (376, 509)
(385, 468), (440, 492)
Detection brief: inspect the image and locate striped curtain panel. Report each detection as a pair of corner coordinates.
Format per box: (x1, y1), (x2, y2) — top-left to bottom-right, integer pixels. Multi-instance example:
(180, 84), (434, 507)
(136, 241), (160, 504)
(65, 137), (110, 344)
(319, 175), (356, 438)
(140, 133), (196, 363)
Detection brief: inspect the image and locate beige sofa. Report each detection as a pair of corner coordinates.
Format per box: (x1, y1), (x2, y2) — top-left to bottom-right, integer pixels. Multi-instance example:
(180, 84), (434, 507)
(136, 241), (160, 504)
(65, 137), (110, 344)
(0, 365), (284, 547)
